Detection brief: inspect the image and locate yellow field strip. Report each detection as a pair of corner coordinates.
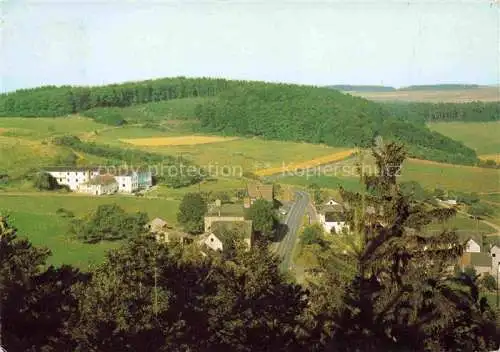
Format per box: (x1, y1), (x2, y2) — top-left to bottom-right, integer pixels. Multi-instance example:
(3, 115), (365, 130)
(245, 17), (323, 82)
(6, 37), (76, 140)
(255, 149), (356, 176)
(479, 154), (500, 163)
(120, 135), (239, 146)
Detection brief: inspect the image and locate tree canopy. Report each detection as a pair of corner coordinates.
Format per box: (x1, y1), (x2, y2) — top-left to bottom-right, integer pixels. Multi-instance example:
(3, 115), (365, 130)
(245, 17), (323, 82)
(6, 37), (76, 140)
(177, 193), (207, 234)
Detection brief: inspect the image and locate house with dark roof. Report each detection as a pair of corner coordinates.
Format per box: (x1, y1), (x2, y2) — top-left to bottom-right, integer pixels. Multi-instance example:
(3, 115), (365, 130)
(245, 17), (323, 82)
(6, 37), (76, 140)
(244, 183), (274, 208)
(317, 204), (348, 234)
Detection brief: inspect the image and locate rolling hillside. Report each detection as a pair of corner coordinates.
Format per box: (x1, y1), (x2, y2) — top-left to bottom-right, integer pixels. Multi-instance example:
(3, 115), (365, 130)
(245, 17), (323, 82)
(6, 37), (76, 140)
(0, 77), (483, 166)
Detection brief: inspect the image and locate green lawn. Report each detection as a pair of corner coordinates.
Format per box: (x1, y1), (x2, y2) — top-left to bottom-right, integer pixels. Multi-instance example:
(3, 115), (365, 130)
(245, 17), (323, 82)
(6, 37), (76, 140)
(0, 116), (106, 140)
(428, 121), (500, 155)
(0, 194), (180, 268)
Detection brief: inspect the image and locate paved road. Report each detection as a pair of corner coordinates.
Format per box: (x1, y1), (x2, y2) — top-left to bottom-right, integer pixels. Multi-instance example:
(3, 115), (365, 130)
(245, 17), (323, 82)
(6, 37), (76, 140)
(274, 191), (310, 272)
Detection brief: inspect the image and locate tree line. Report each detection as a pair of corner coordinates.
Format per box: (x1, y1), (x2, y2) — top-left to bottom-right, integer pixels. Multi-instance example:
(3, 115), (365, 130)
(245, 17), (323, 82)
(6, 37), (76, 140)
(1, 143), (499, 351)
(0, 77), (240, 117)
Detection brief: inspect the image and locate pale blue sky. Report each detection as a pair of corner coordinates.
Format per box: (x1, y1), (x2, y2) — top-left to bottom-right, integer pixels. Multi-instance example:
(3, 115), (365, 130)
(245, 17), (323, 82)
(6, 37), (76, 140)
(0, 0), (498, 92)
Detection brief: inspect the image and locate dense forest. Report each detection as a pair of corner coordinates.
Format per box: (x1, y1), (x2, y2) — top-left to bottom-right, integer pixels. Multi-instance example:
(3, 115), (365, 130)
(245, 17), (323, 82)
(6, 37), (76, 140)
(2, 144), (499, 351)
(194, 83), (478, 165)
(386, 101), (500, 123)
(1, 77), (497, 165)
(0, 77), (241, 117)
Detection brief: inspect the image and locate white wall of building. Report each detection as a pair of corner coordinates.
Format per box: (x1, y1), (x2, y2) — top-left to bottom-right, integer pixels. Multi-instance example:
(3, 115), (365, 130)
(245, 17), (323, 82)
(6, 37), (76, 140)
(465, 239), (481, 253)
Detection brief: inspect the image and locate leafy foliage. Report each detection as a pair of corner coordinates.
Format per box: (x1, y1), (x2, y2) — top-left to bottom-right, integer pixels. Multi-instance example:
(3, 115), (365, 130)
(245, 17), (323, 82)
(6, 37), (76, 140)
(33, 172), (60, 190)
(301, 223), (325, 247)
(71, 204), (148, 243)
(245, 199), (278, 242)
(305, 141), (499, 351)
(177, 193), (207, 234)
(194, 83), (479, 165)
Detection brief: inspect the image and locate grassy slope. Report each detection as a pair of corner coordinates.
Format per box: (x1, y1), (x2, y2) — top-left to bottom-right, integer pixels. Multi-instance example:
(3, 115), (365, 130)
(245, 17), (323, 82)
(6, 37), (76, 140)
(428, 121), (500, 155)
(0, 194), (180, 268)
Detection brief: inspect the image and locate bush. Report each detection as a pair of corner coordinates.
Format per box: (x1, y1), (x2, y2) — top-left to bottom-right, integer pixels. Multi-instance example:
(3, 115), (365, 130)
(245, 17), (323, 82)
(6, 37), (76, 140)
(33, 172), (59, 191)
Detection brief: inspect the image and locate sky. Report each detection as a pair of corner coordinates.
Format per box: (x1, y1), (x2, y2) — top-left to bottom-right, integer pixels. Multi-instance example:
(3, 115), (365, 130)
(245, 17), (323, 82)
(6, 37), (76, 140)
(0, 0), (499, 92)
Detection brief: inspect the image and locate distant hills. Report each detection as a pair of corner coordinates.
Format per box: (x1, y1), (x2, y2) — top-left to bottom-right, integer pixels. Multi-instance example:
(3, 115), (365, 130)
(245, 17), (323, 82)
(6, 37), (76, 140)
(328, 84), (485, 92)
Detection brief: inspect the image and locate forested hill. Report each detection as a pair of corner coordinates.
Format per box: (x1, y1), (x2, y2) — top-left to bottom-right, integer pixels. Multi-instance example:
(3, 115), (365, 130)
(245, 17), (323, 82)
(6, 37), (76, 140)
(0, 77), (241, 117)
(194, 83), (478, 165)
(0, 77), (479, 164)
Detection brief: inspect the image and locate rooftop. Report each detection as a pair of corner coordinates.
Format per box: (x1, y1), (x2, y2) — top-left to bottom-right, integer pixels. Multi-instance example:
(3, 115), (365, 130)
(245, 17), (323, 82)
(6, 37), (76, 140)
(85, 175), (117, 186)
(247, 183), (273, 201)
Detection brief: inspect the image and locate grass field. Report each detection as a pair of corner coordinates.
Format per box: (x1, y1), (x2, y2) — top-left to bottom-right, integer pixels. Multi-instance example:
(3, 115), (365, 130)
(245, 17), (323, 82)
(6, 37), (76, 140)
(134, 139), (351, 173)
(479, 153), (500, 163)
(0, 136), (61, 176)
(348, 87), (500, 102)
(121, 135), (239, 146)
(0, 194), (180, 268)
(255, 149), (356, 176)
(84, 97), (210, 123)
(428, 121), (500, 155)
(277, 155), (499, 193)
(0, 117), (105, 140)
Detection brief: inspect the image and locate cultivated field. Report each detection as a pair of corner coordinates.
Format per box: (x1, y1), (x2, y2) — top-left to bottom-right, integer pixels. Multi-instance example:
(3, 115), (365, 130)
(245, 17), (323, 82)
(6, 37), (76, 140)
(348, 87), (500, 102)
(254, 149), (356, 176)
(0, 194), (180, 268)
(479, 153), (500, 163)
(428, 121), (500, 154)
(121, 135), (239, 146)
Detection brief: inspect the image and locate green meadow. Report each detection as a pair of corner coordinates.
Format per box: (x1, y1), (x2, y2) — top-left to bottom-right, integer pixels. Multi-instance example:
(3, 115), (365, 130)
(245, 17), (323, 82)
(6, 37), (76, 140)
(0, 194), (180, 268)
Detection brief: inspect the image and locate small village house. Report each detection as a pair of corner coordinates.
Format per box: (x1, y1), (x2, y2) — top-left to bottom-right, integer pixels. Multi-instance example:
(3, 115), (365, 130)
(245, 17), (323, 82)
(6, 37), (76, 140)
(114, 169), (153, 193)
(465, 238), (481, 253)
(244, 183), (274, 208)
(200, 216), (254, 252)
(78, 174), (118, 195)
(318, 204), (348, 234)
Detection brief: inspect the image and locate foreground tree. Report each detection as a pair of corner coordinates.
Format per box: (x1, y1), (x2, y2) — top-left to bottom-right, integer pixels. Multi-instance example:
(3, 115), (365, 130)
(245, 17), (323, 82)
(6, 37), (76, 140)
(0, 216), (86, 351)
(177, 193), (207, 234)
(305, 142), (499, 351)
(68, 236), (308, 351)
(245, 199), (278, 242)
(72, 204), (148, 243)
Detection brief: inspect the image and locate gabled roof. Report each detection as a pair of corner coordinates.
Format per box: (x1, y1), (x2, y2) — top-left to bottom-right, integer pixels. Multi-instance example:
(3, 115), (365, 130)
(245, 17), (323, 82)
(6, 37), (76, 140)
(149, 217), (170, 233)
(247, 183), (273, 201)
(85, 175), (117, 186)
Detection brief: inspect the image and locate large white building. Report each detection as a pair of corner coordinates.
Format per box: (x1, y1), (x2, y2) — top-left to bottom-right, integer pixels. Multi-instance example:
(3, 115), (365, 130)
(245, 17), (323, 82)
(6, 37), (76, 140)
(46, 167), (100, 191)
(45, 167), (152, 195)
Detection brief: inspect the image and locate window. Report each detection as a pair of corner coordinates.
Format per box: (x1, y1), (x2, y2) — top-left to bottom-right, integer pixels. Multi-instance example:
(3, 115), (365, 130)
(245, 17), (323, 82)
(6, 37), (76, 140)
(210, 238), (214, 242)
(493, 253), (496, 257)
(122, 184), (126, 188)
